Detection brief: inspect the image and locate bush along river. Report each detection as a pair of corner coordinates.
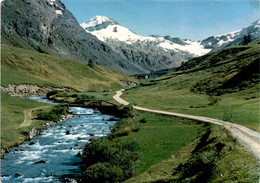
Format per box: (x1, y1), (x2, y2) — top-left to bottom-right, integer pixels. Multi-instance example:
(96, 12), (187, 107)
(0, 97), (118, 183)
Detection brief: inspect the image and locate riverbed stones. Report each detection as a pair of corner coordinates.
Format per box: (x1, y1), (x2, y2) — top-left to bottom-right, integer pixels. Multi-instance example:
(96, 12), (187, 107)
(14, 173), (23, 177)
(0, 84), (76, 97)
(65, 130), (70, 135)
(29, 142), (36, 145)
(35, 160), (47, 164)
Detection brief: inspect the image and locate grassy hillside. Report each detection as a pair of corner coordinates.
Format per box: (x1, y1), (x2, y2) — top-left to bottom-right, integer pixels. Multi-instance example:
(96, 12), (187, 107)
(1, 44), (136, 150)
(1, 44), (135, 91)
(122, 39), (260, 131)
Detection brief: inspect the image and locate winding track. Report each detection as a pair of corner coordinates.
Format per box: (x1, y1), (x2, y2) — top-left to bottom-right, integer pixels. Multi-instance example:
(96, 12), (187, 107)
(113, 89), (260, 162)
(3, 106), (50, 130)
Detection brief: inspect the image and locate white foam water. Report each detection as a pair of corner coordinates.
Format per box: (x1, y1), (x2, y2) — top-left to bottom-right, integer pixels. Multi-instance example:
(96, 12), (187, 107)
(1, 96), (118, 183)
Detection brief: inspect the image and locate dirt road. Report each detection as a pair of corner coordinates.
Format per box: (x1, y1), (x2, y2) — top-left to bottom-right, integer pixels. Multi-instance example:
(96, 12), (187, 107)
(113, 89), (260, 162)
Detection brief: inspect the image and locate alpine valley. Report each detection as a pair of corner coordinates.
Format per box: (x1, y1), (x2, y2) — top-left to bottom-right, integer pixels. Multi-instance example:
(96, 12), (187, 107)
(1, 0), (260, 182)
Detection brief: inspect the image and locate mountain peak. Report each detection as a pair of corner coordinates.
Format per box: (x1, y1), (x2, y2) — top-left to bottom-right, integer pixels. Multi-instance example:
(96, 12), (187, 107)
(81, 16), (118, 31)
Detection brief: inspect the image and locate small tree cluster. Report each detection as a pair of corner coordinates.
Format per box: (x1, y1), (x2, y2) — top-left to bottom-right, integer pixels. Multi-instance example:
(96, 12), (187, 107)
(88, 58), (94, 68)
(115, 104), (134, 118)
(37, 105), (69, 122)
(46, 90), (60, 99)
(79, 139), (140, 182)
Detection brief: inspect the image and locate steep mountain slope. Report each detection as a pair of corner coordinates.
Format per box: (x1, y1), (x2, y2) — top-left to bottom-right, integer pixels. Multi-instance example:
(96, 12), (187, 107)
(81, 16), (210, 74)
(121, 39), (260, 131)
(201, 19), (260, 52)
(1, 0), (142, 75)
(1, 44), (135, 91)
(81, 16), (259, 74)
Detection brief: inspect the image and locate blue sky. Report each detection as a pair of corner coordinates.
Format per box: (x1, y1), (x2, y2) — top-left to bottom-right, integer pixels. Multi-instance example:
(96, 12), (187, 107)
(61, 0), (259, 40)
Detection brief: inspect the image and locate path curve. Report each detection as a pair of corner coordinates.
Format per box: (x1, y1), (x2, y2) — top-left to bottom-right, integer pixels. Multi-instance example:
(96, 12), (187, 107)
(3, 106), (50, 130)
(113, 89), (260, 162)
(22, 106), (51, 127)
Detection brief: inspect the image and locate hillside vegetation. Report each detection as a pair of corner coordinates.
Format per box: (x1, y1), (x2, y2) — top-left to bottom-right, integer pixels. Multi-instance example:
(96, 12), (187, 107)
(1, 44), (135, 150)
(122, 39), (260, 131)
(1, 92), (51, 149)
(1, 44), (135, 91)
(126, 124), (259, 183)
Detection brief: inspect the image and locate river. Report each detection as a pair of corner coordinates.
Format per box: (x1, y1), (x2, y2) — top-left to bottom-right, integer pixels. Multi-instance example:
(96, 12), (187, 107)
(1, 97), (118, 183)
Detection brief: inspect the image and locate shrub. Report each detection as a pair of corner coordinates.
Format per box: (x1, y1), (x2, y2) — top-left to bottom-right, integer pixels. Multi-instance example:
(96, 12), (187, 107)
(208, 96), (221, 105)
(78, 94), (95, 100)
(36, 105), (68, 122)
(109, 118), (139, 138)
(88, 58), (94, 68)
(55, 92), (69, 98)
(116, 104), (134, 118)
(52, 104), (69, 115)
(37, 111), (61, 122)
(140, 118), (147, 123)
(70, 94), (79, 98)
(80, 163), (123, 183)
(46, 90), (60, 99)
(80, 138), (140, 182)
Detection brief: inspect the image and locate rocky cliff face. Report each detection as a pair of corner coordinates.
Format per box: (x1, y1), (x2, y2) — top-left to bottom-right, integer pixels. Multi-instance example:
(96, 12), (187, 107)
(1, 0), (140, 75)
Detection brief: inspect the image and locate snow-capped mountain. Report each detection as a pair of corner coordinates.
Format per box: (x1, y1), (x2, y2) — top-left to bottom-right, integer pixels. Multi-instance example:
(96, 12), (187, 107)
(201, 19), (260, 51)
(81, 16), (259, 74)
(81, 16), (210, 57)
(81, 16), (212, 74)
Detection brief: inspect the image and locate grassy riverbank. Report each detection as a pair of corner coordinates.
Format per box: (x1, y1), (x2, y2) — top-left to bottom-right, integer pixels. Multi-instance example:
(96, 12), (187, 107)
(1, 92), (52, 150)
(78, 103), (259, 182)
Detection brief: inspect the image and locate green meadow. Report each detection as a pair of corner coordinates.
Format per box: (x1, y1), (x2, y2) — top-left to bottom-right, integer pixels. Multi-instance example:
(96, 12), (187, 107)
(122, 40), (260, 131)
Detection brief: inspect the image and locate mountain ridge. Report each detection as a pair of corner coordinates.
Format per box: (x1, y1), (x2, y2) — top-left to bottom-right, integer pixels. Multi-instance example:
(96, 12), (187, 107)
(2, 1), (259, 75)
(82, 15), (260, 56)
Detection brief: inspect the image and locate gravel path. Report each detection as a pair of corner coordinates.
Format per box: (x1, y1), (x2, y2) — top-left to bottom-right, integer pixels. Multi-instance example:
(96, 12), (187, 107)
(113, 89), (260, 162)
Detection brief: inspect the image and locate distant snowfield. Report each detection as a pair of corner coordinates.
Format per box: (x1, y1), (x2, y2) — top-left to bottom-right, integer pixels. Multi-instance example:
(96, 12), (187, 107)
(159, 40), (211, 56)
(83, 19), (211, 56)
(82, 16), (259, 58)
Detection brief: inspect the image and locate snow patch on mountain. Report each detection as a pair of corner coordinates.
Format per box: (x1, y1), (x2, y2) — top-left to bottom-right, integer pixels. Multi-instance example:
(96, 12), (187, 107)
(81, 16), (211, 56)
(90, 24), (156, 43)
(55, 10), (62, 15)
(159, 40), (211, 56)
(81, 16), (112, 28)
(201, 19), (260, 50)
(81, 16), (259, 60)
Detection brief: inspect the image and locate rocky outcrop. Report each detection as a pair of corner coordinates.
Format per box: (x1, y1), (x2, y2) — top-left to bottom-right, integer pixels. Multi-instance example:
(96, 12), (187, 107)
(29, 128), (40, 139)
(119, 81), (138, 88)
(0, 84), (77, 97)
